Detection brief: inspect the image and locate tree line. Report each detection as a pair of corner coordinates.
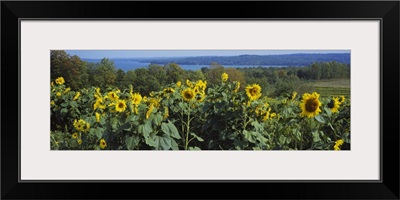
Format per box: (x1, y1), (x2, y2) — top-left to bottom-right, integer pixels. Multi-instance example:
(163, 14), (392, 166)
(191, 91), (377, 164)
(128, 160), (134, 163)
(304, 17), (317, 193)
(51, 50), (350, 97)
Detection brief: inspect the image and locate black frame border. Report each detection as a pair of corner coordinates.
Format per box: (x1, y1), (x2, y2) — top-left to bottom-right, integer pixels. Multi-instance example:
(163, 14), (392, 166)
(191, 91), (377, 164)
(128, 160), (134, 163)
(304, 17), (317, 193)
(2, 1), (399, 199)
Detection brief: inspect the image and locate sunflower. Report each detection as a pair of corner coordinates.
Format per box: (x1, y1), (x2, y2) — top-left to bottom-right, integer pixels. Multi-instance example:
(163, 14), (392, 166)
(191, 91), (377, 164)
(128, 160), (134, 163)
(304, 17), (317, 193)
(291, 92), (297, 100)
(163, 107), (169, 119)
(163, 88), (175, 95)
(146, 104), (155, 119)
(131, 93), (142, 105)
(64, 87), (71, 94)
(176, 81), (182, 87)
(270, 113), (277, 118)
(328, 97), (340, 113)
(50, 101), (55, 106)
(196, 80), (207, 92)
(95, 112), (101, 122)
(84, 122), (90, 132)
(56, 92), (61, 97)
(100, 139), (107, 149)
(73, 92), (80, 100)
(196, 92), (206, 103)
(115, 100), (127, 112)
(77, 139), (82, 145)
(74, 119), (88, 132)
(262, 109), (271, 122)
(93, 98), (105, 110)
(300, 92), (322, 118)
(334, 139), (344, 151)
(221, 73), (228, 82)
(51, 82), (54, 87)
(339, 96), (346, 104)
(55, 77), (65, 85)
(107, 91), (119, 102)
(233, 81), (240, 93)
(245, 84), (262, 101)
(186, 79), (194, 88)
(148, 98), (160, 108)
(95, 87), (101, 96)
(181, 88), (195, 101)
(72, 133), (78, 139)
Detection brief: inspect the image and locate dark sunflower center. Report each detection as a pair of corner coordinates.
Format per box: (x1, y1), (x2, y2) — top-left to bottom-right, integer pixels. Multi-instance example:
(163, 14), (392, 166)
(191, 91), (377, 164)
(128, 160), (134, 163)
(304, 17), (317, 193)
(118, 103), (124, 108)
(185, 92), (193, 99)
(250, 88), (256, 96)
(305, 98), (319, 112)
(102, 142), (105, 145)
(327, 100), (334, 108)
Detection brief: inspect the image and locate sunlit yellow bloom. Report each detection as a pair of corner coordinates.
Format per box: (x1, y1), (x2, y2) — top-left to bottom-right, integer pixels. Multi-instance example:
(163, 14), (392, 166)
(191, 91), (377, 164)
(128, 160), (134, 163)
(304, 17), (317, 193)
(291, 92), (297, 100)
(177, 81), (182, 87)
(143, 96), (148, 103)
(339, 96), (346, 104)
(194, 80), (206, 93)
(72, 132), (78, 139)
(95, 88), (101, 96)
(131, 93), (142, 105)
(95, 112), (101, 122)
(300, 92), (322, 118)
(186, 79), (194, 88)
(74, 119), (90, 132)
(196, 92), (206, 103)
(148, 98), (160, 108)
(100, 139), (107, 149)
(221, 73), (228, 82)
(163, 87), (175, 95)
(149, 91), (155, 97)
(55, 77), (65, 85)
(51, 82), (54, 87)
(270, 113), (277, 118)
(233, 81), (240, 93)
(163, 107), (169, 119)
(94, 98), (105, 110)
(115, 100), (127, 112)
(73, 92), (80, 100)
(77, 139), (82, 145)
(334, 139), (344, 151)
(262, 109), (271, 122)
(328, 97), (340, 113)
(56, 92), (61, 97)
(50, 101), (55, 106)
(245, 84), (262, 101)
(146, 104), (154, 119)
(181, 88), (195, 101)
(107, 92), (119, 101)
(64, 87), (71, 94)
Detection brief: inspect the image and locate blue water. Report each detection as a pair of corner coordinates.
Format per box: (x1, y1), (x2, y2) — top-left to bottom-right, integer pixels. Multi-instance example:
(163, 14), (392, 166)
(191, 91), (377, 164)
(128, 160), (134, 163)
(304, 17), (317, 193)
(82, 59), (288, 71)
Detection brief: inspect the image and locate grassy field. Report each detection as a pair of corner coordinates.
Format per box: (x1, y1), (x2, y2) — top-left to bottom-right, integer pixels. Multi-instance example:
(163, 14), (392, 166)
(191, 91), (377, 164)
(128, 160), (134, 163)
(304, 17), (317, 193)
(313, 79), (350, 98)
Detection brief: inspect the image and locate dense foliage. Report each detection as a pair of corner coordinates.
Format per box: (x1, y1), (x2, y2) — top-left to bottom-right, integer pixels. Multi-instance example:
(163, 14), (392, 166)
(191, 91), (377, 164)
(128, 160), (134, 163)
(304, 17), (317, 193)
(50, 74), (350, 150)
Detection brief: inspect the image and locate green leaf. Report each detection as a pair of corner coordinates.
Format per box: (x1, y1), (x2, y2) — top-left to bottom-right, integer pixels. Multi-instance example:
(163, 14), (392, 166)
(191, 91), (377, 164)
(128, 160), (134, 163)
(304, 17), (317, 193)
(159, 135), (172, 150)
(324, 107), (332, 117)
(243, 130), (255, 143)
(190, 132), (204, 142)
(125, 114), (138, 123)
(171, 139), (179, 150)
(143, 122), (153, 136)
(145, 136), (158, 148)
(153, 114), (163, 126)
(189, 146), (201, 150)
(60, 108), (68, 115)
(125, 136), (139, 150)
(69, 101), (78, 108)
(312, 131), (321, 142)
(315, 115), (325, 123)
(163, 121), (181, 139)
(279, 135), (286, 145)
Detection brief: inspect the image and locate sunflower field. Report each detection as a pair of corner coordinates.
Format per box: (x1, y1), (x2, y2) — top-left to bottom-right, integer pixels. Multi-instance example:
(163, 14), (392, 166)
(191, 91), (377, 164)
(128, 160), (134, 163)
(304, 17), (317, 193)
(50, 73), (350, 150)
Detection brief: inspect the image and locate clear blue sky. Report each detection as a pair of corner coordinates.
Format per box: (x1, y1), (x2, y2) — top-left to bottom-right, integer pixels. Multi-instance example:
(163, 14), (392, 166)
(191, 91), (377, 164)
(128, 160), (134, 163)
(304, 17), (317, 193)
(64, 50), (350, 59)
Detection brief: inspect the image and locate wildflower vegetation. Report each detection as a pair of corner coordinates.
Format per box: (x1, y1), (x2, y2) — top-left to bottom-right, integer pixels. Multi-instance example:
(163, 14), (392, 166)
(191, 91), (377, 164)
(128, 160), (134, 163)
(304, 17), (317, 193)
(50, 50), (350, 150)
